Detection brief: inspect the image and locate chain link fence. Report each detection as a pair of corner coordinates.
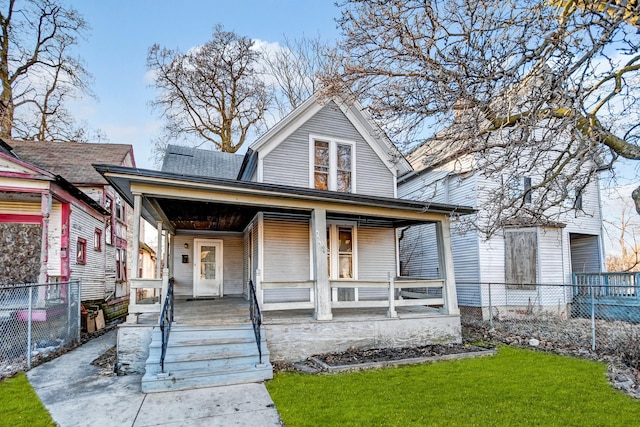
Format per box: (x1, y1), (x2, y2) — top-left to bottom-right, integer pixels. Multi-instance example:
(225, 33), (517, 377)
(0, 281), (81, 379)
(459, 279), (640, 370)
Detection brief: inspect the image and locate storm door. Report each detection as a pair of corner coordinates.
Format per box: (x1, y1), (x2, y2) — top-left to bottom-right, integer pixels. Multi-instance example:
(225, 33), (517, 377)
(193, 239), (223, 297)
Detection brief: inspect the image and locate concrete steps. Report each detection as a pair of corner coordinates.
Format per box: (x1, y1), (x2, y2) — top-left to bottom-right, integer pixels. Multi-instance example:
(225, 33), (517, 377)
(141, 324), (272, 393)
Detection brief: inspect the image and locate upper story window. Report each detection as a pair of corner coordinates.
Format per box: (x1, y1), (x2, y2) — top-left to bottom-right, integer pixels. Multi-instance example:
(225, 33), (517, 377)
(94, 228), (102, 251)
(77, 238), (87, 265)
(507, 176), (532, 203)
(310, 136), (355, 193)
(115, 196), (125, 221)
(565, 187), (583, 210)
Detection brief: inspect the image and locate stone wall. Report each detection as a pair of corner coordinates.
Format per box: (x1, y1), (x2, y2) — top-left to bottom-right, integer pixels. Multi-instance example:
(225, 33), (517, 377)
(0, 223), (41, 284)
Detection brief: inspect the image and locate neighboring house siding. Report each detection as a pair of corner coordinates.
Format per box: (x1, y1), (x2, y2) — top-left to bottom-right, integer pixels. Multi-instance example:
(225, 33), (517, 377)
(399, 224), (440, 278)
(262, 216), (310, 302)
(399, 163), (481, 305)
(69, 207), (107, 300)
(0, 222), (41, 284)
(47, 204), (62, 277)
(171, 233), (244, 297)
(570, 234), (602, 273)
(261, 102), (395, 197)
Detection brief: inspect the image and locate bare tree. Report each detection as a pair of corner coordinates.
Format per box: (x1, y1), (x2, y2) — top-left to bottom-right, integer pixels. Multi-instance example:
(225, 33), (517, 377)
(148, 25), (271, 153)
(604, 188), (640, 271)
(261, 34), (339, 118)
(330, 0), (640, 234)
(0, 0), (93, 141)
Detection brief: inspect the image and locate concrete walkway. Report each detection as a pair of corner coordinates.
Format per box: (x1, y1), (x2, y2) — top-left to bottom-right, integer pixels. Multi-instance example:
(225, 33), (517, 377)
(27, 330), (283, 426)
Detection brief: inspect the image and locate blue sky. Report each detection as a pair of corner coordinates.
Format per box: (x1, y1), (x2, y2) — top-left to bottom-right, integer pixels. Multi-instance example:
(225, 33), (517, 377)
(68, 0), (340, 169)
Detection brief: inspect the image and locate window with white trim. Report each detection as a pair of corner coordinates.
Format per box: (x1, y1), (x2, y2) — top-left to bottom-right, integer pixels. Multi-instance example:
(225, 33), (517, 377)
(326, 224), (356, 279)
(311, 137), (355, 192)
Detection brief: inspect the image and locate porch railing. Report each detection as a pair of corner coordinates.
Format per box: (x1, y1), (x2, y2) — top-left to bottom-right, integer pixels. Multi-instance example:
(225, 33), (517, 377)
(248, 280), (263, 364)
(159, 278), (174, 373)
(258, 277), (445, 317)
(573, 272), (640, 299)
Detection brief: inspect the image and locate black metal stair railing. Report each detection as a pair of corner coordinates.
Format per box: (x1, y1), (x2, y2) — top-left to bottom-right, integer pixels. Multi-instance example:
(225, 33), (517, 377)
(159, 278), (175, 373)
(248, 280), (263, 364)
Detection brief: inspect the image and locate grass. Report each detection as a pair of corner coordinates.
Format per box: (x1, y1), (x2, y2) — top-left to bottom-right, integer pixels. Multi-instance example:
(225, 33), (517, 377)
(267, 346), (640, 426)
(0, 373), (55, 427)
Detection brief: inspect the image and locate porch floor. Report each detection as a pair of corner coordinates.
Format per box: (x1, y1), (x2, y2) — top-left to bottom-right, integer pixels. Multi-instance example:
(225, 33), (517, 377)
(135, 297), (448, 326)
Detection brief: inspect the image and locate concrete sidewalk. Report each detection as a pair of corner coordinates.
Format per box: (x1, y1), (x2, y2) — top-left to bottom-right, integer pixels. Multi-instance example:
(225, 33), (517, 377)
(27, 330), (283, 426)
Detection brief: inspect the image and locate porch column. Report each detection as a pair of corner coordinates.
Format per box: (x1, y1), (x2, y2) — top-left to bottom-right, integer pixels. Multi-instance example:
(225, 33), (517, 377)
(437, 218), (459, 315)
(311, 208), (332, 320)
(156, 221), (163, 279)
(126, 193), (142, 323)
(37, 192), (52, 307)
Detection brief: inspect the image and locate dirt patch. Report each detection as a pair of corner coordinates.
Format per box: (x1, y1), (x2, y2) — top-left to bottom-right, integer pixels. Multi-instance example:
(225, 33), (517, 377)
(91, 345), (117, 375)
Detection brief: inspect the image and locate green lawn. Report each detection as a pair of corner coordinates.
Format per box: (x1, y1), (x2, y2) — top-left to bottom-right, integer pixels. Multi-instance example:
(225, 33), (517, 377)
(267, 346), (640, 427)
(0, 373), (55, 427)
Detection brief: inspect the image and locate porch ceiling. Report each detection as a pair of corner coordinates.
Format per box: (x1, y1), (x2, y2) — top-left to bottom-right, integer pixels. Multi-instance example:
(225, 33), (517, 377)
(154, 198), (260, 232)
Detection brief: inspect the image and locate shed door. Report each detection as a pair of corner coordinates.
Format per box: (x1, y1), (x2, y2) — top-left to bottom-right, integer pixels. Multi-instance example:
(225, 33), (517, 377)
(194, 239), (223, 297)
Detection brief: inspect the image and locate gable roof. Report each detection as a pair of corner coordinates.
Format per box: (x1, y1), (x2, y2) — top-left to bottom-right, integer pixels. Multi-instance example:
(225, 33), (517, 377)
(5, 139), (135, 186)
(161, 144), (244, 180)
(0, 150), (109, 215)
(249, 92), (412, 176)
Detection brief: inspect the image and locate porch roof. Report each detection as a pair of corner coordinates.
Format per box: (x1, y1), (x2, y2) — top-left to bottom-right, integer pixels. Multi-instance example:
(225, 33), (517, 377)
(94, 165), (475, 232)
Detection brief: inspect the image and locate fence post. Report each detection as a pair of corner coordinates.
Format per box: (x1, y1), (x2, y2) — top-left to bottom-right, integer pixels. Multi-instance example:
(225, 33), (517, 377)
(27, 285), (33, 370)
(590, 282), (596, 351)
(77, 281), (82, 342)
(67, 282), (71, 339)
(488, 283), (493, 329)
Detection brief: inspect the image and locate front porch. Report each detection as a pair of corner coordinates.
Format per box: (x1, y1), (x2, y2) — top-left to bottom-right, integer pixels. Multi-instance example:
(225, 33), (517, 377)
(98, 165), (473, 390)
(119, 294), (461, 373)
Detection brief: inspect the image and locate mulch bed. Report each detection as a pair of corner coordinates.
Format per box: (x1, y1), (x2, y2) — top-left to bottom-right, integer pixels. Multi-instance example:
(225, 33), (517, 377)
(272, 343), (493, 373)
(315, 344), (489, 366)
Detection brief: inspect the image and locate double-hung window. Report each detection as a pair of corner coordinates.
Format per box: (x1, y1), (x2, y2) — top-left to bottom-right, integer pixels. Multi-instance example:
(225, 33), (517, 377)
(326, 224), (356, 279)
(311, 136), (355, 193)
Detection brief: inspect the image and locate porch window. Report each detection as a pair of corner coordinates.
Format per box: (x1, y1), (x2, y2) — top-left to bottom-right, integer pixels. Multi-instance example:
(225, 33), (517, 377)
(77, 238), (87, 264)
(311, 136), (355, 193)
(327, 224), (356, 279)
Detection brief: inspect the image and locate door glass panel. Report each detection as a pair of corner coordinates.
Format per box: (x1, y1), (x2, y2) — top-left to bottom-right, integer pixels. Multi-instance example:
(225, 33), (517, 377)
(200, 245), (216, 280)
(338, 227), (353, 278)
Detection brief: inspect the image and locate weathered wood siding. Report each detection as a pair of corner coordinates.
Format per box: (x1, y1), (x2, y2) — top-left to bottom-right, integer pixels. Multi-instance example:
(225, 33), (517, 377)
(171, 233), (244, 297)
(262, 216), (310, 302)
(47, 203), (62, 277)
(69, 207), (108, 300)
(261, 101), (395, 197)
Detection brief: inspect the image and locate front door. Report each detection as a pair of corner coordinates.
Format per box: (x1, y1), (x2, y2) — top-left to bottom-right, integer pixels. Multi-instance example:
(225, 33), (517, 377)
(193, 239), (223, 297)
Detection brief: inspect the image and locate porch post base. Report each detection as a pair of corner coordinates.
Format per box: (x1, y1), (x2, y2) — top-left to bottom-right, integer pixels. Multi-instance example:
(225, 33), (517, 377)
(314, 312), (333, 321)
(126, 313), (139, 324)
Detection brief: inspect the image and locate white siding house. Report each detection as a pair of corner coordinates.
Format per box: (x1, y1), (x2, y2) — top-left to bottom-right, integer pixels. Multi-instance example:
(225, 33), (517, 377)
(104, 92), (475, 387)
(398, 132), (605, 318)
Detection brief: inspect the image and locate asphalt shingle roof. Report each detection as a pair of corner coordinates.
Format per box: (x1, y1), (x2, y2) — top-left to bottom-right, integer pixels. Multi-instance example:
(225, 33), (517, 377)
(161, 145), (244, 180)
(6, 139), (134, 185)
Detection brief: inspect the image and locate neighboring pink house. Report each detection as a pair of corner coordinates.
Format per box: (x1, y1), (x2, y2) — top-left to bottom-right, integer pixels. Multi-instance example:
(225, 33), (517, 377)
(0, 139), (136, 302)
